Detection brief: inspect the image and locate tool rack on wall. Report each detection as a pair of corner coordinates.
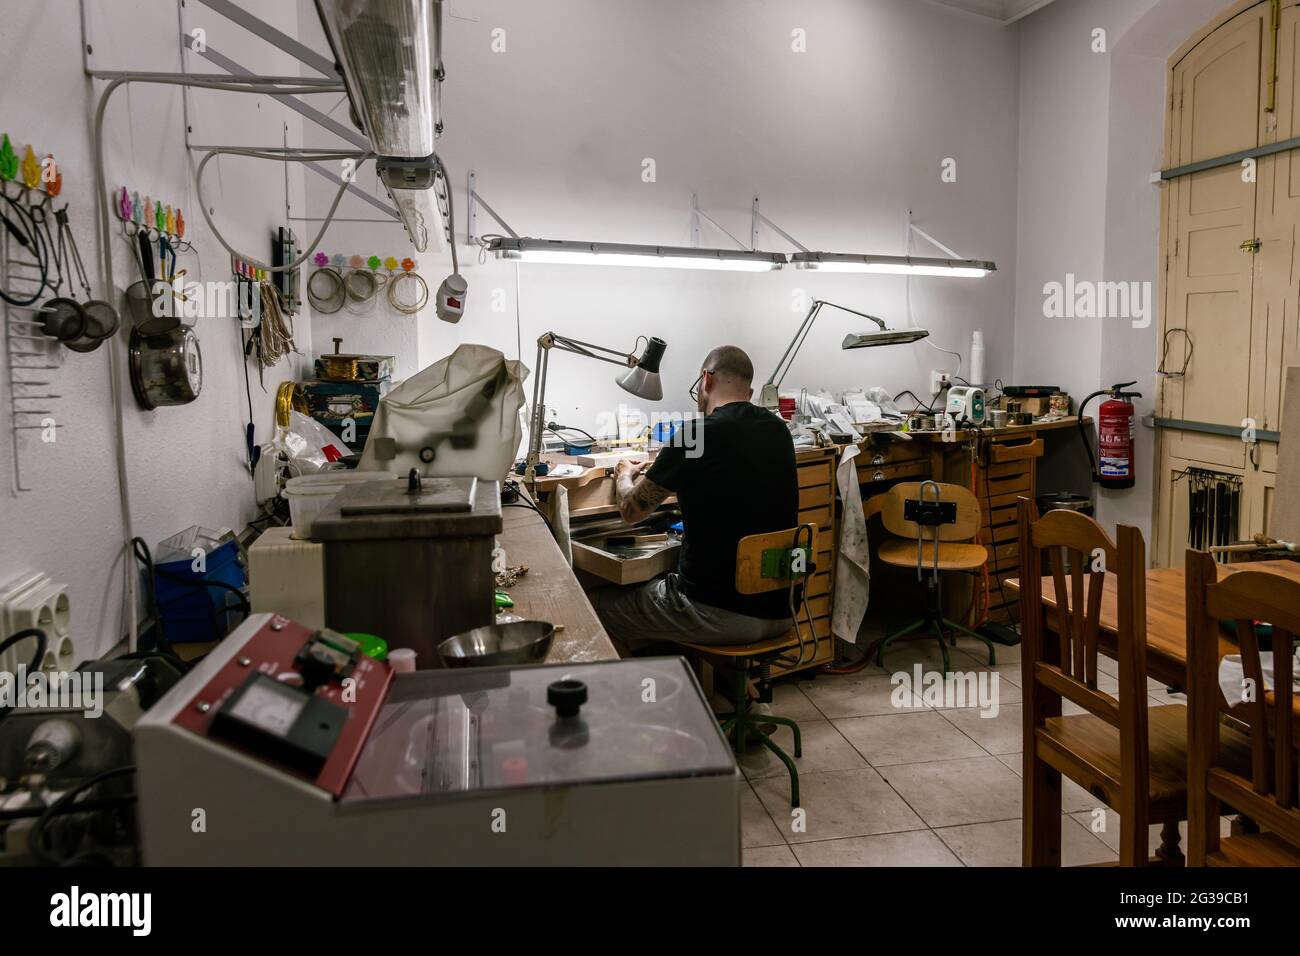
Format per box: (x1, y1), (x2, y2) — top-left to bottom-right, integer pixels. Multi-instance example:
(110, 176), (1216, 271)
(2, 140), (65, 495)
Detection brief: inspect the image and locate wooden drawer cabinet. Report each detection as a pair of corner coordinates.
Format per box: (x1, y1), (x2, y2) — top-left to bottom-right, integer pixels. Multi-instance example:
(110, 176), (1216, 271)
(978, 438), (1042, 624)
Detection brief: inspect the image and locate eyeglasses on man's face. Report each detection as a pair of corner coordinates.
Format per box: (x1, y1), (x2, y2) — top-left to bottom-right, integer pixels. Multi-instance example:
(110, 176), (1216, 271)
(689, 368), (717, 404)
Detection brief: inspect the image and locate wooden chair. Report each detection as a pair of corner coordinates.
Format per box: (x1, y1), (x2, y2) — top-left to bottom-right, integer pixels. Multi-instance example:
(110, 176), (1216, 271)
(680, 524), (819, 807)
(1018, 498), (1248, 866)
(865, 480), (995, 674)
(1186, 549), (1300, 866)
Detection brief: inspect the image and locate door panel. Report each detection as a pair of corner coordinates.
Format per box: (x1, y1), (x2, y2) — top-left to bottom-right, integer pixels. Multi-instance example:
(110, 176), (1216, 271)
(1166, 6), (1264, 440)
(1256, 5), (1300, 434)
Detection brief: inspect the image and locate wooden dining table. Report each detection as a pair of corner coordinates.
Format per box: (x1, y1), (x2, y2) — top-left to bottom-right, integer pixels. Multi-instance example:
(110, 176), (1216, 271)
(1005, 559), (1300, 689)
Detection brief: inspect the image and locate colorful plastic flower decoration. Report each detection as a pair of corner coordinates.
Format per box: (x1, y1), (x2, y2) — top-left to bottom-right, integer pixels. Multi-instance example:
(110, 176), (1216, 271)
(367, 255), (381, 271)
(313, 252), (330, 267)
(20, 145), (40, 189)
(42, 154), (62, 196)
(331, 254), (346, 269)
(401, 257), (416, 272)
(349, 255), (363, 269)
(118, 187), (133, 221)
(383, 256), (399, 272)
(0, 135), (17, 181)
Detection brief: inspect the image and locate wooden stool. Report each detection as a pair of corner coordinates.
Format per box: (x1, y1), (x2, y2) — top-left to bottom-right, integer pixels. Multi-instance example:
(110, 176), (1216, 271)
(865, 481), (995, 674)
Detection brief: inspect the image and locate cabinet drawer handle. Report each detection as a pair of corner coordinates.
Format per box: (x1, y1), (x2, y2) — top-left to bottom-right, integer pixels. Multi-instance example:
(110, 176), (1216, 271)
(871, 454), (885, 465)
(873, 470), (885, 481)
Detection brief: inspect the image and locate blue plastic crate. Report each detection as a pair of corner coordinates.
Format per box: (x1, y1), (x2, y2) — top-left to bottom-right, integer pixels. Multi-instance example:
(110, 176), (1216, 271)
(153, 538), (246, 643)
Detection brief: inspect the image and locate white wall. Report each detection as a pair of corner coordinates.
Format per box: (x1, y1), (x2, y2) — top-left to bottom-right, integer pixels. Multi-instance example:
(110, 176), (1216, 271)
(0, 0), (311, 660)
(303, 0), (1023, 434)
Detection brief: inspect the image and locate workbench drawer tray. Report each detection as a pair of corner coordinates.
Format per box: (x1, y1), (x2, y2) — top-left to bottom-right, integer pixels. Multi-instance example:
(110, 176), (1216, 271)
(571, 538), (681, 585)
(857, 459), (927, 484)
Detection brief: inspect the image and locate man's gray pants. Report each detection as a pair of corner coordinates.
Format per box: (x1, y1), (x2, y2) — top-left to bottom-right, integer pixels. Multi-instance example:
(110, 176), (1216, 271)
(592, 572), (791, 648)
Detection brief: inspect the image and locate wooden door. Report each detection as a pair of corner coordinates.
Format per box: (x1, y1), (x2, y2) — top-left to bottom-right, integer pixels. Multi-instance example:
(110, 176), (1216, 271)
(1165, 4), (1267, 468)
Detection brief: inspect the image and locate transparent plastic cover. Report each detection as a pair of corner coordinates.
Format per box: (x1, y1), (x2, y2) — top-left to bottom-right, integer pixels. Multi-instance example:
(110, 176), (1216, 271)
(343, 658), (734, 800)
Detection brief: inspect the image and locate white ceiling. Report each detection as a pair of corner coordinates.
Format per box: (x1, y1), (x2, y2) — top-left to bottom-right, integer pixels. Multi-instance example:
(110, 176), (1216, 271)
(928, 0), (1060, 25)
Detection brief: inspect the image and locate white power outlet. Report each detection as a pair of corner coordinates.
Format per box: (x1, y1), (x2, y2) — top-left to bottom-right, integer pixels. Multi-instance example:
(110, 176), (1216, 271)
(930, 370), (952, 397)
(0, 573), (72, 675)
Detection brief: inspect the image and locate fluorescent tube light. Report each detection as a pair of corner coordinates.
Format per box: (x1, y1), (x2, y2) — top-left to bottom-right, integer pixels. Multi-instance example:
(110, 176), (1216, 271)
(791, 252), (995, 277)
(489, 237), (785, 272)
(315, 0), (438, 159)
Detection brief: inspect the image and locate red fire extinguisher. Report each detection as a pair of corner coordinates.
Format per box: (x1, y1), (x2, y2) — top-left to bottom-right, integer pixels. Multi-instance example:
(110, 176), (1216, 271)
(1078, 381), (1142, 490)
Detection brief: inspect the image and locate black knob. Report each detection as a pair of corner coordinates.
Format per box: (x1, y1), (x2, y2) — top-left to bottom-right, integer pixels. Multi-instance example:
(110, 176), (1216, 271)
(547, 679), (587, 719)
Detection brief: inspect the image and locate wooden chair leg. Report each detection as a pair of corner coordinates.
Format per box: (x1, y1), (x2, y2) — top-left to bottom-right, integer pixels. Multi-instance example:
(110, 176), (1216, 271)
(1154, 820), (1184, 866)
(1023, 748), (1062, 866)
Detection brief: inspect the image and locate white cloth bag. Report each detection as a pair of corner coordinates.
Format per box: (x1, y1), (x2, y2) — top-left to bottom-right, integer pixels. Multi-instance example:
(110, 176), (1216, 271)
(358, 344), (529, 480)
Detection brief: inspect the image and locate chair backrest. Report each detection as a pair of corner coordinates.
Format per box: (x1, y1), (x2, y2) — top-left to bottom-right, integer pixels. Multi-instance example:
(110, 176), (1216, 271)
(1017, 498), (1150, 845)
(865, 481), (981, 543)
(735, 524), (819, 595)
(1185, 549), (1300, 864)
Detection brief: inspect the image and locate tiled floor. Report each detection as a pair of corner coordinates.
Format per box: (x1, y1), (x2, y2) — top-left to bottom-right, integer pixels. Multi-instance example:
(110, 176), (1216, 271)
(739, 634), (1199, 867)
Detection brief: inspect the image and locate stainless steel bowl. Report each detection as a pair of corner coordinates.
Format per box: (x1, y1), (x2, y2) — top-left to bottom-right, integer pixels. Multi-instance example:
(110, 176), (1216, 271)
(436, 620), (555, 668)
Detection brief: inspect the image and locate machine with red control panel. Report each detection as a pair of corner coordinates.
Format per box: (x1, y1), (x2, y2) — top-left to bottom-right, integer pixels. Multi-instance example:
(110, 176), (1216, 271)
(135, 614), (741, 865)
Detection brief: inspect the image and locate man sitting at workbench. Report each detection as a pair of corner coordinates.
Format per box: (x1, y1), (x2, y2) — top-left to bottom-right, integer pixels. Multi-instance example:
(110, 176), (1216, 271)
(593, 345), (799, 650)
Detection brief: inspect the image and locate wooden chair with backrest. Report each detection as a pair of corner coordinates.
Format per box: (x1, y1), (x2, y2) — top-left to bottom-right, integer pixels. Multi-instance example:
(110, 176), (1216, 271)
(1186, 549), (1300, 866)
(679, 523), (819, 807)
(1017, 497), (1248, 866)
(865, 480), (996, 674)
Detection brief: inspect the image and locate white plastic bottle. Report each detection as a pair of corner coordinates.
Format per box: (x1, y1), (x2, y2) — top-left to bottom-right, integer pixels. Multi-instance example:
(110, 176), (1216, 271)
(970, 330), (985, 387)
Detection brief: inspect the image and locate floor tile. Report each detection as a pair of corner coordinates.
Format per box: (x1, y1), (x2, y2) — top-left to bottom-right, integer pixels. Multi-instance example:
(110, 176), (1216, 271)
(743, 844), (800, 867)
(800, 672), (922, 720)
(750, 768), (925, 844)
(768, 679), (824, 721)
(741, 783), (784, 848)
(739, 718), (868, 779)
(939, 703), (1023, 755)
(792, 829), (963, 867)
(879, 756), (1022, 828)
(936, 815), (1117, 866)
(834, 711), (986, 766)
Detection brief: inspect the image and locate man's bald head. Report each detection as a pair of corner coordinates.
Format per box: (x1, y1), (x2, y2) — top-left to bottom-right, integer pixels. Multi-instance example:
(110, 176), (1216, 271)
(703, 345), (754, 388)
(697, 345), (755, 413)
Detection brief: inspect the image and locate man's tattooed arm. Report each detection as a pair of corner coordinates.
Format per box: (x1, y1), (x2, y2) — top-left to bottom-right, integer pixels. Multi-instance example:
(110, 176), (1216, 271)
(616, 473), (670, 525)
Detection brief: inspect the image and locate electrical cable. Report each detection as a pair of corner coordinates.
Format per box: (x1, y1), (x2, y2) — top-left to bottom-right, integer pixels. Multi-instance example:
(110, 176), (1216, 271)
(194, 147), (375, 273)
(893, 389), (939, 414)
(28, 764), (136, 867)
(903, 219), (962, 376)
(0, 626), (47, 673)
(0, 627), (48, 728)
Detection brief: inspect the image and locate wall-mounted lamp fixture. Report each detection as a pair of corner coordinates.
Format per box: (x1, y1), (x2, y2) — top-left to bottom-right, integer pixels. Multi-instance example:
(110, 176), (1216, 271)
(489, 237), (784, 272)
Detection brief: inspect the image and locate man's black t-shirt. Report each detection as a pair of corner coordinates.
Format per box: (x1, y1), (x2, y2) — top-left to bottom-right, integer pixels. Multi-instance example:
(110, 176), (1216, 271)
(644, 401), (798, 620)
